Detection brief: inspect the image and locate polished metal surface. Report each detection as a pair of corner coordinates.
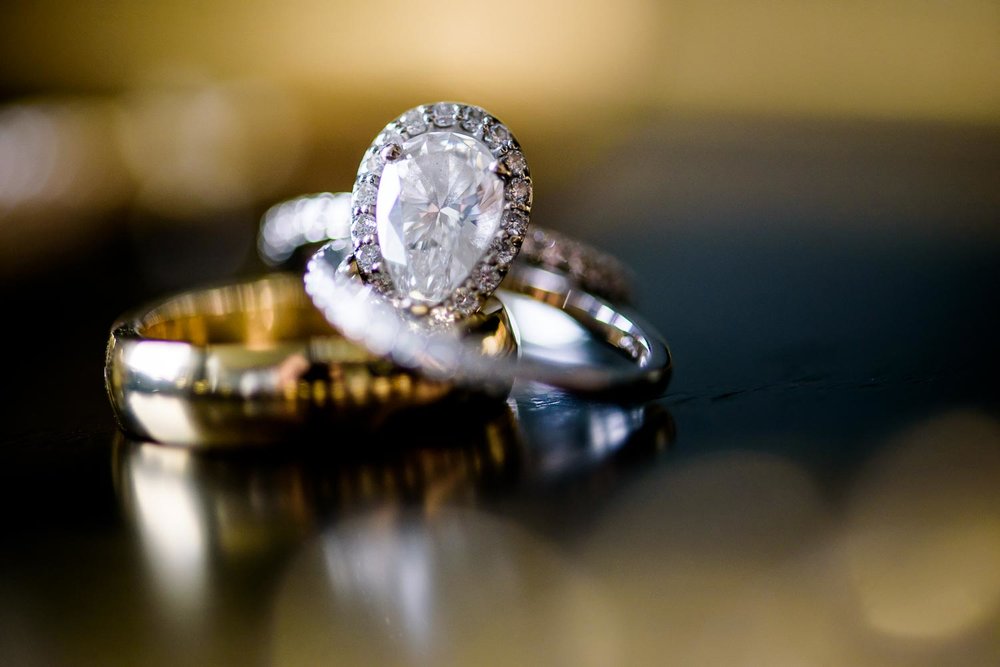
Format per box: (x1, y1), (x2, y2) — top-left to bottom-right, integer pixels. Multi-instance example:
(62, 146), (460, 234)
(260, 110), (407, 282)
(104, 273), (517, 447)
(114, 388), (672, 543)
(500, 264), (672, 396)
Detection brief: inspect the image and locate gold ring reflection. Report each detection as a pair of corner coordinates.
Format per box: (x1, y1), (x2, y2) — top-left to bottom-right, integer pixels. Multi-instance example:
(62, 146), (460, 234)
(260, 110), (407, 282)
(111, 395), (672, 661)
(112, 395), (673, 562)
(104, 273), (517, 447)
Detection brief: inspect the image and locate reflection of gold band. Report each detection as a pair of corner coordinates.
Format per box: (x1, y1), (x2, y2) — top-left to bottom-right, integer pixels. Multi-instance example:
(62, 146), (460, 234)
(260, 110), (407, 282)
(112, 399), (674, 561)
(104, 273), (517, 447)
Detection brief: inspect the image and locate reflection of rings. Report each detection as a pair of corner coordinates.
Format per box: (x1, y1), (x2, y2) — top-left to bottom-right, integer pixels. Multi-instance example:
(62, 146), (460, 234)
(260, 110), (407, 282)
(112, 389), (674, 561)
(104, 273), (517, 447)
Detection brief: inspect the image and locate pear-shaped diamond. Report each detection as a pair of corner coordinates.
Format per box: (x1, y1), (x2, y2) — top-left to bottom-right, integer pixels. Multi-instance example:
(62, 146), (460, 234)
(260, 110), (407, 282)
(375, 131), (504, 304)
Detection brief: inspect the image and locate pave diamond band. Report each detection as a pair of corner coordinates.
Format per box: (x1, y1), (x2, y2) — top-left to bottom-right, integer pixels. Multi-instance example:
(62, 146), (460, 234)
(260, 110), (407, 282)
(519, 227), (632, 305)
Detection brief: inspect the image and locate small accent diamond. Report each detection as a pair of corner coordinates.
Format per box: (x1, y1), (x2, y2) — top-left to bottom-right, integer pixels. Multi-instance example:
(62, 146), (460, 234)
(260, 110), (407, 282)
(354, 181), (378, 207)
(453, 287), (478, 313)
(507, 178), (531, 204)
(476, 265), (502, 291)
(377, 127), (404, 147)
(359, 148), (383, 175)
(483, 121), (511, 149)
(459, 106), (484, 133)
(380, 143), (402, 162)
(432, 103), (459, 127)
(504, 209), (528, 235)
(356, 244), (380, 272)
(502, 151), (527, 175)
(400, 109), (427, 136)
(353, 214), (376, 238)
(430, 306), (457, 325)
(492, 236), (519, 264)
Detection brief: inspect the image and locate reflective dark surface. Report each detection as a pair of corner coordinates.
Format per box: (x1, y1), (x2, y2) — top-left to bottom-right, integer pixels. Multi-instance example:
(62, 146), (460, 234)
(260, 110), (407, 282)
(1, 116), (999, 666)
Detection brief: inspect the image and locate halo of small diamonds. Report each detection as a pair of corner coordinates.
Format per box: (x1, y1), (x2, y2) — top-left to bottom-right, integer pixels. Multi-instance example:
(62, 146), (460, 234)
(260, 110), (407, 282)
(351, 102), (532, 322)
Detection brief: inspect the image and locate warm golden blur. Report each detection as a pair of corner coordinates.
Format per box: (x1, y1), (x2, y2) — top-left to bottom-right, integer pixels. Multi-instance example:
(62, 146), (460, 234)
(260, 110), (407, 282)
(0, 1), (997, 274)
(1, 1), (997, 123)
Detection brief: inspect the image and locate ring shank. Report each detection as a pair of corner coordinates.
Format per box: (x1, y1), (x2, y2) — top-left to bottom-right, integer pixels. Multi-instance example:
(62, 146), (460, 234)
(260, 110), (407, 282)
(500, 264), (672, 397)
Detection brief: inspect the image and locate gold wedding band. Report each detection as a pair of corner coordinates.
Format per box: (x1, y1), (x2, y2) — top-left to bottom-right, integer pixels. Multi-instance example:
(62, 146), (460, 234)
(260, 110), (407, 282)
(104, 273), (517, 447)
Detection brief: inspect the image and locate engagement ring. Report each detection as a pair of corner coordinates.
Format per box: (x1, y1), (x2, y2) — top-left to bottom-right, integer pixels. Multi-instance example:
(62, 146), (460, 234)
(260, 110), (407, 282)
(264, 102), (671, 396)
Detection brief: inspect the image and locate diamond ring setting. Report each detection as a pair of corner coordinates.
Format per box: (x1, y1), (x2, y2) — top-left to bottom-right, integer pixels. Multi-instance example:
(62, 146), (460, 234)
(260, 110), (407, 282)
(351, 102), (531, 323)
(263, 102), (671, 395)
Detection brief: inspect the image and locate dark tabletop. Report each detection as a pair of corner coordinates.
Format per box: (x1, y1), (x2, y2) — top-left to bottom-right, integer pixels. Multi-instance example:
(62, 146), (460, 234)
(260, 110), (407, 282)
(1, 115), (998, 666)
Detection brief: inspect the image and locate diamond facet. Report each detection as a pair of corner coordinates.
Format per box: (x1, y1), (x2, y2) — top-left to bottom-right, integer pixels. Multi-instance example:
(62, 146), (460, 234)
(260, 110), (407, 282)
(375, 131), (505, 304)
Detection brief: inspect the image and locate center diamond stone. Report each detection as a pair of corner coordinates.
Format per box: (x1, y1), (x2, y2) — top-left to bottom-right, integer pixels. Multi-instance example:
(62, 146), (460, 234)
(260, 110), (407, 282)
(376, 130), (504, 304)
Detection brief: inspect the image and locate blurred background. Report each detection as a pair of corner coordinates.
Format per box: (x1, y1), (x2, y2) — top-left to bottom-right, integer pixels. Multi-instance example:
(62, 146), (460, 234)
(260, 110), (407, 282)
(0, 0), (997, 279)
(1, 2), (998, 666)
